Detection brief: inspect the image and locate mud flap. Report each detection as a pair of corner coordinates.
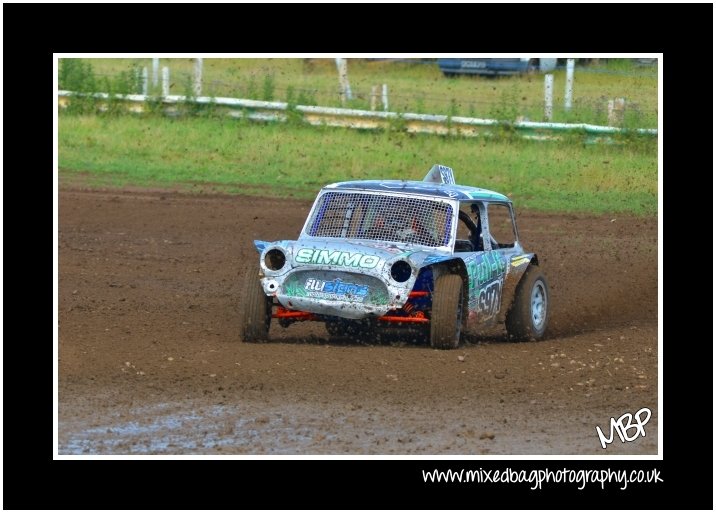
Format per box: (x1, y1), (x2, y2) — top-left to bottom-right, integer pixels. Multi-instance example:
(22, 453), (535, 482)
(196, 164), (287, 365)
(497, 254), (535, 323)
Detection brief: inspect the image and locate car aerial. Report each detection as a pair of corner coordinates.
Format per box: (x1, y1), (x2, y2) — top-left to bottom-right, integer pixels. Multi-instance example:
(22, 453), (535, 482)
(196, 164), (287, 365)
(242, 165), (549, 349)
(438, 58), (557, 77)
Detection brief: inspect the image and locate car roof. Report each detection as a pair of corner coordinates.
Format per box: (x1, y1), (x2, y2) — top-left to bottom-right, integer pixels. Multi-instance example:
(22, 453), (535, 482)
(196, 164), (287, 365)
(323, 180), (510, 202)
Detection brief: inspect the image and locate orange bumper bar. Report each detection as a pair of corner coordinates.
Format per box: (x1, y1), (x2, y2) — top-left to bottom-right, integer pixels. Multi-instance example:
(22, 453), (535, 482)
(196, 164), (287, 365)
(272, 298), (431, 324)
(272, 307), (317, 321)
(378, 310), (429, 324)
(378, 316), (430, 324)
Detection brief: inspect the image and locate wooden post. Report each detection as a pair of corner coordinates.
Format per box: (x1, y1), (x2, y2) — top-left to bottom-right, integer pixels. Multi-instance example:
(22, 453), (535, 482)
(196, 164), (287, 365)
(162, 66), (170, 97)
(370, 85), (378, 111)
(141, 67), (149, 95)
(382, 84), (389, 111)
(607, 99), (615, 126)
(608, 97), (626, 126)
(612, 98), (626, 126)
(544, 74), (553, 121)
(564, 58), (574, 111)
(193, 58), (203, 97)
(152, 58), (159, 88)
(335, 58), (352, 104)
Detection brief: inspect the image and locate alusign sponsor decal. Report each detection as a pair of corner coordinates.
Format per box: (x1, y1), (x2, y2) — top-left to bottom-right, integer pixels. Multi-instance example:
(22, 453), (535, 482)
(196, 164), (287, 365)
(294, 248), (380, 269)
(304, 278), (369, 302)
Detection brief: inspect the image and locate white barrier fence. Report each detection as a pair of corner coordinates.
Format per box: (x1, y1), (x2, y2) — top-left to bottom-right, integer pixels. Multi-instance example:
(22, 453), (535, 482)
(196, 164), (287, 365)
(57, 90), (657, 141)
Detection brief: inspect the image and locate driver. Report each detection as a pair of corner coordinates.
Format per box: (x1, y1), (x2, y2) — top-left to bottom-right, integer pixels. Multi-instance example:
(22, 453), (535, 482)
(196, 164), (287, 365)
(388, 211), (416, 240)
(369, 208), (439, 245)
(470, 203), (484, 251)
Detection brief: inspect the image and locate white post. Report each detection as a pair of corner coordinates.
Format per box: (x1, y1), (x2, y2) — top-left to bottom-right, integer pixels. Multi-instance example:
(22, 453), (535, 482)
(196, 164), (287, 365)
(193, 58), (203, 96)
(335, 58), (344, 104)
(370, 85), (378, 111)
(335, 58), (352, 104)
(564, 58), (574, 111)
(141, 67), (149, 96)
(544, 73), (553, 121)
(382, 84), (389, 112)
(607, 99), (615, 126)
(162, 66), (170, 97)
(152, 58), (159, 88)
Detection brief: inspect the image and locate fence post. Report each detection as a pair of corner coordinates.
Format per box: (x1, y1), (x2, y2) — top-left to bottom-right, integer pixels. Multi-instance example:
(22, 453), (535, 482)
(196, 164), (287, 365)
(141, 67), (149, 96)
(152, 58), (159, 88)
(370, 85), (378, 111)
(382, 84), (389, 112)
(564, 58), (574, 111)
(607, 100), (615, 125)
(335, 58), (352, 105)
(544, 73), (553, 121)
(608, 97), (626, 126)
(162, 66), (170, 97)
(193, 58), (203, 96)
(615, 98), (626, 125)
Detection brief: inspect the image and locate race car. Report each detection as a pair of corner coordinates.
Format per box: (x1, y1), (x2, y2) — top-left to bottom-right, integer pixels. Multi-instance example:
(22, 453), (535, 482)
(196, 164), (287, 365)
(242, 165), (549, 349)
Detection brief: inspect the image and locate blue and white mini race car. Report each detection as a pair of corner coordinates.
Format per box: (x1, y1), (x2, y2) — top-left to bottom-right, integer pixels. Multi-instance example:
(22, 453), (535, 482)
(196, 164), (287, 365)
(242, 165), (549, 349)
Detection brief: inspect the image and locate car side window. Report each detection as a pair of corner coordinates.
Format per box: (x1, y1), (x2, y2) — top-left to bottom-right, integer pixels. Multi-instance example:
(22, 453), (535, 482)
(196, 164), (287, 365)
(456, 202), (484, 252)
(486, 203), (517, 248)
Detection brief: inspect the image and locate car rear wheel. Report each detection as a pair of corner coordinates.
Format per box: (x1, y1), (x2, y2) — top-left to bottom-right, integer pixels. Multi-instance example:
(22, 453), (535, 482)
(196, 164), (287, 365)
(241, 273), (272, 342)
(430, 274), (464, 349)
(505, 265), (549, 341)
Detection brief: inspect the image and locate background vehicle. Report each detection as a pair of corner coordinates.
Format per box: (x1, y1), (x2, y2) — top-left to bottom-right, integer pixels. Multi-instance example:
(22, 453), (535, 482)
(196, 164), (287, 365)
(242, 165), (550, 349)
(438, 58), (557, 77)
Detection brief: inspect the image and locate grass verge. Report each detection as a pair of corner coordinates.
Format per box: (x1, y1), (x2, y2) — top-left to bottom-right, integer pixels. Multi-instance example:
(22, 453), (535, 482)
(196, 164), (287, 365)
(59, 114), (657, 216)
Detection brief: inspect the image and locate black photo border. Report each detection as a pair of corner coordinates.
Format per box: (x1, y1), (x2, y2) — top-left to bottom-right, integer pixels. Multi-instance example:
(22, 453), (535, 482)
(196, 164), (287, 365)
(4, 2), (711, 510)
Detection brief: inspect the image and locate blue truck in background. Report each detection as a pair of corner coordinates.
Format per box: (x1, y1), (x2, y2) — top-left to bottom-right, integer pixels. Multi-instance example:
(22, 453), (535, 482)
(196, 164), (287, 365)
(438, 58), (557, 77)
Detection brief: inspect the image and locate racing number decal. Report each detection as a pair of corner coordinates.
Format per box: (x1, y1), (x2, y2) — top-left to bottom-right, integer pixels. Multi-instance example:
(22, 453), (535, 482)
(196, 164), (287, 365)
(477, 279), (502, 321)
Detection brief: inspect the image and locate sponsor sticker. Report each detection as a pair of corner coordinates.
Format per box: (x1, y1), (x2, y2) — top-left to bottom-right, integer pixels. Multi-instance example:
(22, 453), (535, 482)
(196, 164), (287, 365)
(295, 248), (380, 269)
(511, 255), (531, 267)
(304, 278), (370, 302)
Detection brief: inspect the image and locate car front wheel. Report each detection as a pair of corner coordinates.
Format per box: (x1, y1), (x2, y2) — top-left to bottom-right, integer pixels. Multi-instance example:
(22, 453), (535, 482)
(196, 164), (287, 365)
(430, 274), (464, 349)
(241, 273), (272, 342)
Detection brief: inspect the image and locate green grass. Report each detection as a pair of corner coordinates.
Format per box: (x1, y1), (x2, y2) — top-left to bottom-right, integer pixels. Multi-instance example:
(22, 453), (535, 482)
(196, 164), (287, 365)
(63, 58), (657, 128)
(59, 115), (657, 216)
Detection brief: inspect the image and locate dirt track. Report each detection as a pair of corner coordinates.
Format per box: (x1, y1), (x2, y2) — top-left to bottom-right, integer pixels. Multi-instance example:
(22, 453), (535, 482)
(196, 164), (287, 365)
(58, 188), (658, 455)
